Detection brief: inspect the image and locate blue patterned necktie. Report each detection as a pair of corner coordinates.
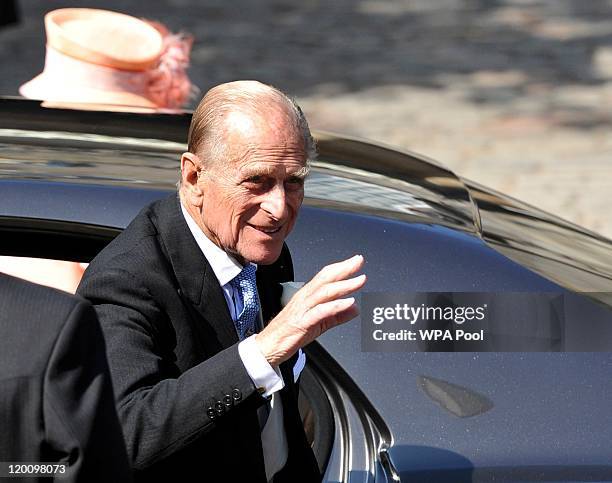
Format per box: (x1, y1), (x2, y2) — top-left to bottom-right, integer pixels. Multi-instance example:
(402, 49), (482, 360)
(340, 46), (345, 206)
(229, 264), (260, 340)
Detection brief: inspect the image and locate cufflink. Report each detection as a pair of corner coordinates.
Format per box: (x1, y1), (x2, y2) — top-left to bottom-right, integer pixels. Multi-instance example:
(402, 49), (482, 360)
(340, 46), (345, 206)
(256, 387), (272, 401)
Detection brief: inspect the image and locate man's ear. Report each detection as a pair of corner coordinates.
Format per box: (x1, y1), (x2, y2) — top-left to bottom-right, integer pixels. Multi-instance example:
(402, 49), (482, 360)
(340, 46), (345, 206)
(180, 152), (204, 206)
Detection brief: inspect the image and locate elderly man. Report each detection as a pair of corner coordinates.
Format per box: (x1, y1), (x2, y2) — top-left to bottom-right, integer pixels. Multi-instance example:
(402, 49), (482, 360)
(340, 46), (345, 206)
(77, 80), (366, 482)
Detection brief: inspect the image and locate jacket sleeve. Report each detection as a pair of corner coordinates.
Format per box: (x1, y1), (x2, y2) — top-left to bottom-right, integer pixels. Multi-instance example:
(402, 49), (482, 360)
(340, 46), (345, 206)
(43, 299), (133, 483)
(77, 267), (266, 470)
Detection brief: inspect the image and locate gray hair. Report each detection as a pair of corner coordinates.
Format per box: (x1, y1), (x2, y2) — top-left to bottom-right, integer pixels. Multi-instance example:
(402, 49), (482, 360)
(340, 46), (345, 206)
(187, 80), (316, 169)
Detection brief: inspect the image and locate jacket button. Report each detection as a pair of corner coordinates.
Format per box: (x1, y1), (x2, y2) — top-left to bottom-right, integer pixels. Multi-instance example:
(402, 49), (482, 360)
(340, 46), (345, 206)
(215, 401), (225, 416)
(206, 407), (216, 420)
(232, 388), (242, 401)
(223, 394), (233, 409)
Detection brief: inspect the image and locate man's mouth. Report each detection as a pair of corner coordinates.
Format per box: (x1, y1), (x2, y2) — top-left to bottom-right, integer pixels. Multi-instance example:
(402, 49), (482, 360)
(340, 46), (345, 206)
(249, 224), (282, 234)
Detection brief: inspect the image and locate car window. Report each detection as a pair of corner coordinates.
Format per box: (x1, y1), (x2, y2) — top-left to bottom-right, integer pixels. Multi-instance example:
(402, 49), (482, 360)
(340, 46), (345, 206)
(0, 216), (117, 292)
(0, 256), (87, 293)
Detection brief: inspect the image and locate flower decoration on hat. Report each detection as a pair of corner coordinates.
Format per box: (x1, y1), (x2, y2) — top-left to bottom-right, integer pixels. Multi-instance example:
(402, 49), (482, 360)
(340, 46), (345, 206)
(19, 8), (199, 111)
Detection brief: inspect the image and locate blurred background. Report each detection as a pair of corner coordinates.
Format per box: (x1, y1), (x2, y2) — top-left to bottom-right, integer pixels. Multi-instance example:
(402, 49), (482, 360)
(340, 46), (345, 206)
(1, 0), (611, 238)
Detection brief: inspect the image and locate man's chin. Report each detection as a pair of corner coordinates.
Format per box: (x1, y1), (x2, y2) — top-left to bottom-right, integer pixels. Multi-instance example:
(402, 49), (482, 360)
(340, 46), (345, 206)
(238, 244), (283, 266)
(250, 251), (282, 266)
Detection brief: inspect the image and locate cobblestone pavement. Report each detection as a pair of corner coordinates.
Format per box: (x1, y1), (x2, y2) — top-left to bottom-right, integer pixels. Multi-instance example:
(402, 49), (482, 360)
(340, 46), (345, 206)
(2, 0), (611, 238)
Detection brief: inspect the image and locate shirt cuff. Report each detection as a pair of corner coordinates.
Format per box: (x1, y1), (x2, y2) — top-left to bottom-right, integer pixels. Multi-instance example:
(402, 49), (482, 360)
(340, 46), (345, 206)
(238, 335), (285, 398)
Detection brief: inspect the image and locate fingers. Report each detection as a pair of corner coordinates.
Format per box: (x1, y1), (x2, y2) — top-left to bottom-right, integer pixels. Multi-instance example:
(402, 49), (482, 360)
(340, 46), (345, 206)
(304, 297), (360, 332)
(300, 254), (365, 308)
(311, 273), (367, 306)
(310, 254), (364, 288)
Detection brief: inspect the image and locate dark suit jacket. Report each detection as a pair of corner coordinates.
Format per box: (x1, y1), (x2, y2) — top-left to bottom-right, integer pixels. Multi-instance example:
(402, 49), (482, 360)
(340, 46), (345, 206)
(77, 195), (320, 482)
(0, 273), (132, 483)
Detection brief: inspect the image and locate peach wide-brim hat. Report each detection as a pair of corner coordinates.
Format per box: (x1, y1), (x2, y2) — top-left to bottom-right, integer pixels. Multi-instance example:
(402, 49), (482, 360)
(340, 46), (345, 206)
(19, 8), (195, 110)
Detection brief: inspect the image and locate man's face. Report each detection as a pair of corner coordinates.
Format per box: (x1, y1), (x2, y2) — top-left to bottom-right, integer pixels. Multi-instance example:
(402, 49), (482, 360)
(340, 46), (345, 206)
(196, 111), (307, 265)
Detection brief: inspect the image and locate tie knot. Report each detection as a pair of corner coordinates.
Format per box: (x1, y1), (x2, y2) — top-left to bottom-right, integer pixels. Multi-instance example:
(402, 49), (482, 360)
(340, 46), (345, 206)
(233, 263), (257, 287)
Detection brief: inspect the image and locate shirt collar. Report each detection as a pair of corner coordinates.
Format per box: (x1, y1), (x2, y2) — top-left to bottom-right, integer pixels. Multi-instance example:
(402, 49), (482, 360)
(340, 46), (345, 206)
(180, 201), (255, 286)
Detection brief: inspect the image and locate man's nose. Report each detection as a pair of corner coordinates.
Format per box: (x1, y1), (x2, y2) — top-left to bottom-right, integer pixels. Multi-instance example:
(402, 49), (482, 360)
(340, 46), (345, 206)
(261, 183), (287, 220)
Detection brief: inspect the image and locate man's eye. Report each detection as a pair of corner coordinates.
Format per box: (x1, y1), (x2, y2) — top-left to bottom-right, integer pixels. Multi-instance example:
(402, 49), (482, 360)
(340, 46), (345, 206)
(245, 176), (264, 184)
(286, 177), (304, 187)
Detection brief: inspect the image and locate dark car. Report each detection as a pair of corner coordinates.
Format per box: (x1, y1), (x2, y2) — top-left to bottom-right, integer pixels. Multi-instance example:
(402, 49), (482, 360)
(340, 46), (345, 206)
(1, 98), (612, 482)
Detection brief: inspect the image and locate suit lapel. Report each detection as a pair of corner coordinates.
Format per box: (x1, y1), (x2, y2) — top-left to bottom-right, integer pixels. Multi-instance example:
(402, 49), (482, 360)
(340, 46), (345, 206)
(256, 242), (298, 384)
(197, 270), (239, 348)
(256, 275), (282, 326)
(256, 242), (294, 326)
(153, 195), (238, 349)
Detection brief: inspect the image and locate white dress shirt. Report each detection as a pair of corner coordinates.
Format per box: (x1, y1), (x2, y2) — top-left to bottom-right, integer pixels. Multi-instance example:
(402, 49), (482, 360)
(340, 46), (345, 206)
(180, 203), (288, 481)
